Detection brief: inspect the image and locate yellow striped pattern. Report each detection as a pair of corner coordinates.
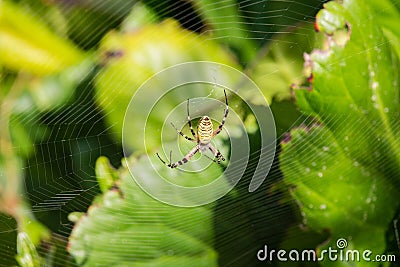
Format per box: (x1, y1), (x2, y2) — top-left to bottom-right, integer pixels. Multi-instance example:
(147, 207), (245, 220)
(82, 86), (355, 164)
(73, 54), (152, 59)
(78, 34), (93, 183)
(197, 116), (213, 144)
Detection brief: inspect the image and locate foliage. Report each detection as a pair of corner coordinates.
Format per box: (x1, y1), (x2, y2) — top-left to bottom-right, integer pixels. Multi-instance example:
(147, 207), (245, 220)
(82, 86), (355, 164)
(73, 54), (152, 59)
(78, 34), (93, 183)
(16, 232), (41, 267)
(94, 16), (239, 148)
(0, 1), (84, 75)
(0, 0), (399, 266)
(67, 156), (219, 266)
(280, 0), (400, 265)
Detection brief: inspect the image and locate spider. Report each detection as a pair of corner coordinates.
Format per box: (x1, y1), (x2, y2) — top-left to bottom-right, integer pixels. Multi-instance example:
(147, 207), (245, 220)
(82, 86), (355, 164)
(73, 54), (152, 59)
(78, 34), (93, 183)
(156, 89), (229, 168)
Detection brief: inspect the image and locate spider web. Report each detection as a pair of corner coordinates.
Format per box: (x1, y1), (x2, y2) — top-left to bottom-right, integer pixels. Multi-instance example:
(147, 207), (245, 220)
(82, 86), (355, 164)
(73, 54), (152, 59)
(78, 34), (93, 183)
(1, 0), (399, 266)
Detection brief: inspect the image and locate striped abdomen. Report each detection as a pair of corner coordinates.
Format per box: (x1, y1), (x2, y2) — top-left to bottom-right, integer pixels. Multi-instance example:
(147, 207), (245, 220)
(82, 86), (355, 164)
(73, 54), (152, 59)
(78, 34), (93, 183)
(197, 116), (213, 144)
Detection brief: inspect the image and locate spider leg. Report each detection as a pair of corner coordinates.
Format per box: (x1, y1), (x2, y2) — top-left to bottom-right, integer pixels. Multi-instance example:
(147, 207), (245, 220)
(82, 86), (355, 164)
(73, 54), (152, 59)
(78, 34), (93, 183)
(156, 152), (168, 165)
(213, 89), (229, 137)
(170, 122), (195, 142)
(202, 153), (218, 164)
(157, 150), (174, 165)
(168, 145), (199, 168)
(187, 98), (197, 139)
(208, 144), (225, 164)
(168, 150), (172, 165)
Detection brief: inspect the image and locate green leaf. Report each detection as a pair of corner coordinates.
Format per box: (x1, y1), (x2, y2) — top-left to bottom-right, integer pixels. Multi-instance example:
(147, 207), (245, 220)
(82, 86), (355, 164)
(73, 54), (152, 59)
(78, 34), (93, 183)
(10, 216), (50, 266)
(16, 232), (41, 267)
(120, 2), (159, 32)
(0, 1), (85, 75)
(68, 154), (222, 266)
(95, 156), (119, 193)
(94, 19), (240, 149)
(250, 24), (323, 105)
(281, 0), (400, 265)
(281, 126), (399, 252)
(191, 0), (257, 62)
(59, 0), (136, 49)
(19, 213), (50, 248)
(315, 1), (347, 35)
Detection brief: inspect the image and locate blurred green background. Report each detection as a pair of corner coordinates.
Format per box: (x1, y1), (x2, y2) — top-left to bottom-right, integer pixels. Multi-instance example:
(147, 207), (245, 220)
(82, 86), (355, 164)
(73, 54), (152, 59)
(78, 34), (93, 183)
(1, 0), (400, 266)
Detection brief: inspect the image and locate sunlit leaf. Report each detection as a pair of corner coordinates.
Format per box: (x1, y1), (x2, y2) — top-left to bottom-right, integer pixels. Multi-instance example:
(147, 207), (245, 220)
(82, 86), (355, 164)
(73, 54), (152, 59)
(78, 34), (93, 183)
(0, 1), (85, 75)
(15, 232), (41, 267)
(95, 156), (119, 193)
(95, 18), (239, 148)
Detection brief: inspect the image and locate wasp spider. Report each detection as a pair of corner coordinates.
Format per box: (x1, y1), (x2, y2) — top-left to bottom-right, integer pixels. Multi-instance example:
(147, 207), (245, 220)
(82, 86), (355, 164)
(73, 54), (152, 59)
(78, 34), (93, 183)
(157, 89), (229, 168)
